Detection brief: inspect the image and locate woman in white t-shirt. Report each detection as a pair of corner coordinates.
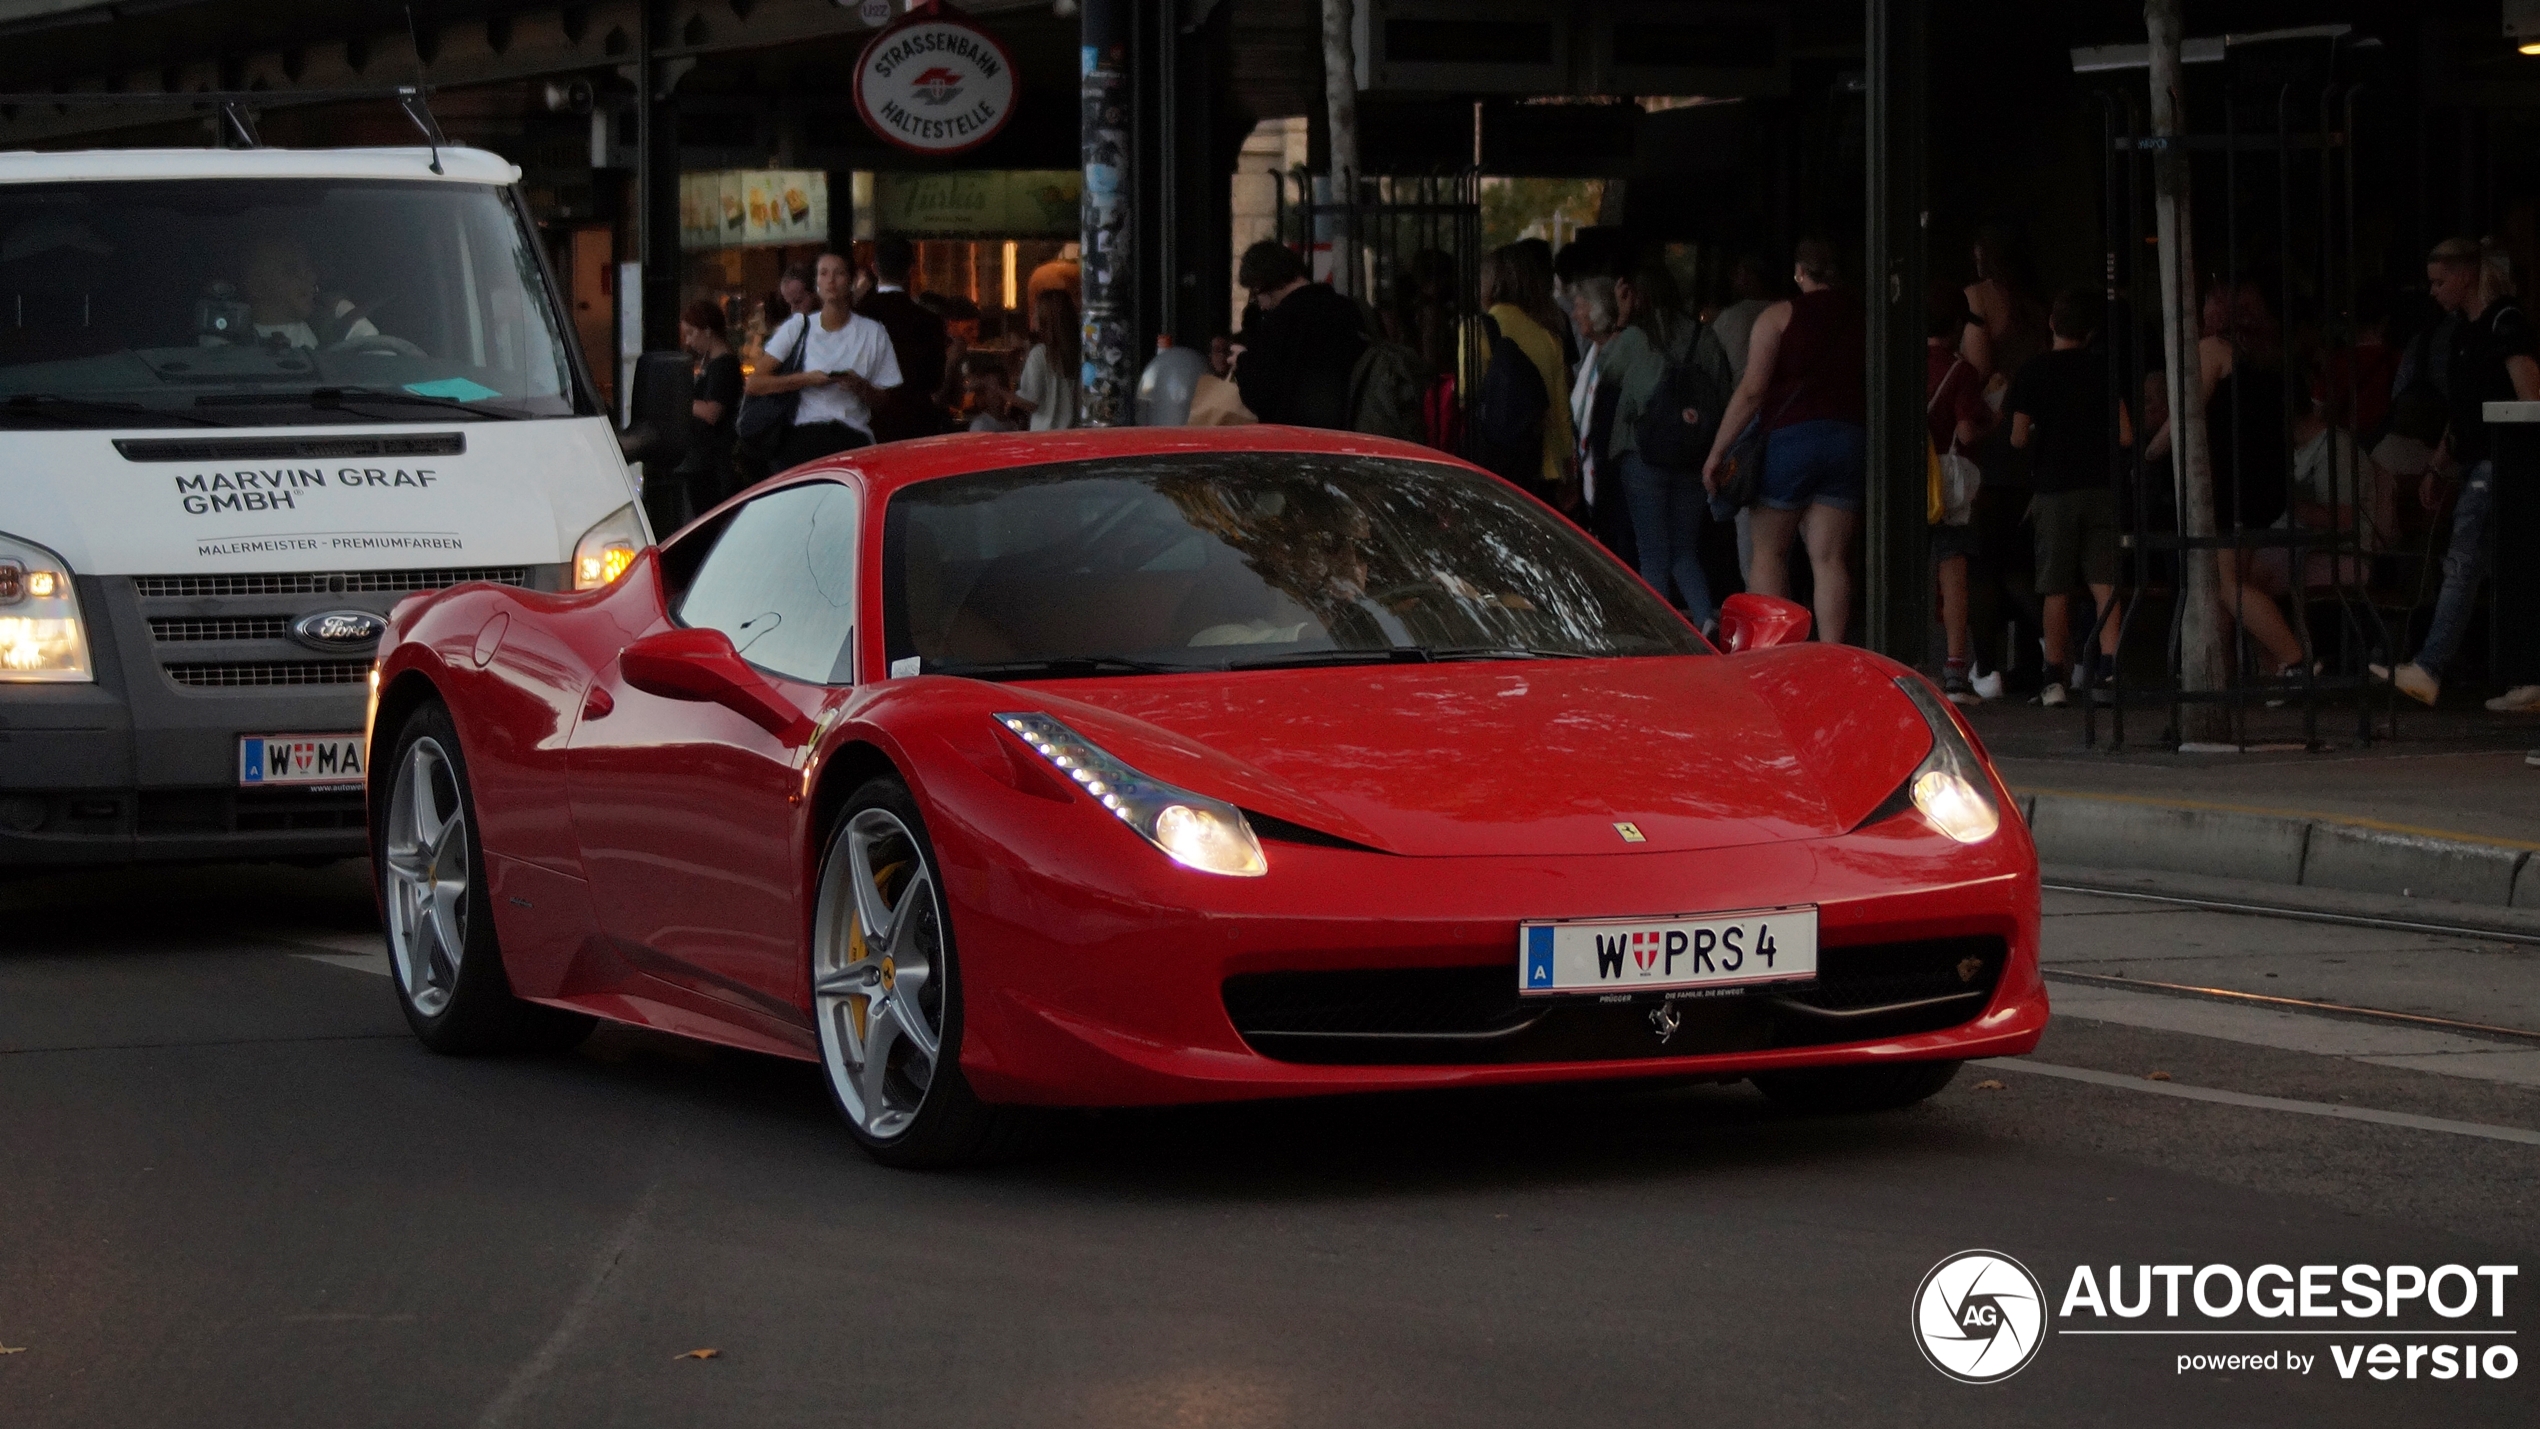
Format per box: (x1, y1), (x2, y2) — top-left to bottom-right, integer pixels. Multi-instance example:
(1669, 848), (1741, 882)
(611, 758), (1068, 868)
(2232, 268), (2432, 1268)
(746, 252), (905, 469)
(1012, 288), (1079, 431)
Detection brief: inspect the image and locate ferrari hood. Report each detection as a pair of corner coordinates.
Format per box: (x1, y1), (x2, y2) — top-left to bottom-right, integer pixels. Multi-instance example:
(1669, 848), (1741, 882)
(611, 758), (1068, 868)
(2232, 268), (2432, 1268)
(1018, 647), (1936, 858)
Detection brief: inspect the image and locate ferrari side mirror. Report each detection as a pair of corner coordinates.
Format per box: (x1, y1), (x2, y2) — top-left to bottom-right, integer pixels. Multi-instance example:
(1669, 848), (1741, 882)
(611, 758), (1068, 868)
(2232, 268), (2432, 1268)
(619, 627), (816, 744)
(1716, 593), (1812, 652)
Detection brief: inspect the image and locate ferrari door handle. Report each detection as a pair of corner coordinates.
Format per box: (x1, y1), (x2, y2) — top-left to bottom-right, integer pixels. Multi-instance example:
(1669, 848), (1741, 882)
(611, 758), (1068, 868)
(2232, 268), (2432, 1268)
(582, 686), (615, 720)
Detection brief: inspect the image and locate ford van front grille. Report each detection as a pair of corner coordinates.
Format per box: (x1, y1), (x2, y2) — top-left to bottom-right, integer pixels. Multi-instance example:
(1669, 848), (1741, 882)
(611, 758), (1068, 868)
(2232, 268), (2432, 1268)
(131, 567), (531, 598)
(163, 660), (370, 688)
(148, 616), (293, 643)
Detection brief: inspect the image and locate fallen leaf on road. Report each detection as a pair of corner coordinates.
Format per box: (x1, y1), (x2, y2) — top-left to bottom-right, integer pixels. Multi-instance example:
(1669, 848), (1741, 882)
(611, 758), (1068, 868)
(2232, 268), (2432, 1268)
(1972, 1079), (2006, 1091)
(2147, 1071), (2172, 1082)
(675, 1348), (720, 1360)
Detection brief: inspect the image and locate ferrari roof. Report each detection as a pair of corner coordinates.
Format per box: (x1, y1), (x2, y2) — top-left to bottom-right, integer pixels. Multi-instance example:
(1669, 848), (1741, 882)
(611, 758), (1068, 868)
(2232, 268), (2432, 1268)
(807, 425), (1476, 502)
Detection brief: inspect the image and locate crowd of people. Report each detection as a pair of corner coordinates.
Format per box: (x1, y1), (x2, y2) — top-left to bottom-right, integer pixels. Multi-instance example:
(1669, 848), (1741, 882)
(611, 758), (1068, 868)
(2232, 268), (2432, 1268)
(654, 235), (1086, 530)
(653, 225), (2540, 739)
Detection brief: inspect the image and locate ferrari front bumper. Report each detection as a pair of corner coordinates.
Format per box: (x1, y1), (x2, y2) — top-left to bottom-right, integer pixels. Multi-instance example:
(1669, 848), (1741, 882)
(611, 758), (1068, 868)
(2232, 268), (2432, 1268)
(936, 809), (2047, 1108)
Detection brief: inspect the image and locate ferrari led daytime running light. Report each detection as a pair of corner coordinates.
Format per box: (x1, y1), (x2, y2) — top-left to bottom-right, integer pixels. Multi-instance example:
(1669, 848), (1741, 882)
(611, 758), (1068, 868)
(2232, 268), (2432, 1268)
(996, 712), (1268, 877)
(1892, 677), (2000, 845)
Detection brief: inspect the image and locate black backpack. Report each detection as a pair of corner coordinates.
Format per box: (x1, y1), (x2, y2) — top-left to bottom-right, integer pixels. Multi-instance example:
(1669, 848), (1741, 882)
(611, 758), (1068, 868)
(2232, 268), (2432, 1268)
(1468, 314), (1550, 483)
(1633, 325), (1728, 473)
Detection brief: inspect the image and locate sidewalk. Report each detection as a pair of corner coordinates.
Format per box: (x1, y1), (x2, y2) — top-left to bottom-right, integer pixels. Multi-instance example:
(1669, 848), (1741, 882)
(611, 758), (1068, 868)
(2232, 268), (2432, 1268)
(1962, 699), (2540, 913)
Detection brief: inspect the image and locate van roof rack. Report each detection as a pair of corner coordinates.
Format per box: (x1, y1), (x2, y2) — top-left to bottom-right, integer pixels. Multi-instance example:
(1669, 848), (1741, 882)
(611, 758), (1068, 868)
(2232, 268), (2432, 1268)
(0, 86), (446, 170)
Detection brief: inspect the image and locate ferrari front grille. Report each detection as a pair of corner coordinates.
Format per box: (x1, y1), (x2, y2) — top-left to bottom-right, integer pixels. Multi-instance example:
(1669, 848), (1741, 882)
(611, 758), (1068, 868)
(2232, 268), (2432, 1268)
(1224, 936), (2008, 1066)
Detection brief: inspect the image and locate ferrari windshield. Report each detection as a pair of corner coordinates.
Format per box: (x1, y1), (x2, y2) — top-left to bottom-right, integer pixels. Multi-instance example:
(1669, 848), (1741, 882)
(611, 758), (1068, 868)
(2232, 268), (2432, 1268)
(883, 453), (1705, 675)
(0, 178), (584, 426)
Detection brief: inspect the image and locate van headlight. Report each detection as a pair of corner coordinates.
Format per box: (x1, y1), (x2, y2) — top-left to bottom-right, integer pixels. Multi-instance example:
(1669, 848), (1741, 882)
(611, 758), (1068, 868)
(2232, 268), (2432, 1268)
(996, 712), (1268, 877)
(0, 532), (92, 683)
(572, 503), (649, 590)
(1891, 675), (1999, 844)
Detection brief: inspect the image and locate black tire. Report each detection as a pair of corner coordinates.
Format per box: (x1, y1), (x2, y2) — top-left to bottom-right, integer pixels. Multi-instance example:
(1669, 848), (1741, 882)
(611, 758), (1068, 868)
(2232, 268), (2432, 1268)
(374, 699), (593, 1056)
(1752, 1060), (1962, 1114)
(810, 776), (1023, 1168)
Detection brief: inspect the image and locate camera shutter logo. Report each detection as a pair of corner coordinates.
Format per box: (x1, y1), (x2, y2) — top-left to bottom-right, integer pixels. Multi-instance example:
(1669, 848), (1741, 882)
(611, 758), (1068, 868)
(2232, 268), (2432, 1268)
(1913, 1250), (2048, 1383)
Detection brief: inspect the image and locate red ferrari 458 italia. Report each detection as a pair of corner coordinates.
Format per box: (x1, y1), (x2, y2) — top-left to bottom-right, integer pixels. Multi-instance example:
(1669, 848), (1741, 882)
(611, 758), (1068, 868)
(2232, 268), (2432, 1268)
(367, 427), (2045, 1165)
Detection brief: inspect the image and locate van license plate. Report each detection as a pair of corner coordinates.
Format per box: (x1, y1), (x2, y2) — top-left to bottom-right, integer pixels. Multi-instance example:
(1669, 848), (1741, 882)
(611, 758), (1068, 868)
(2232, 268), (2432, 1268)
(239, 733), (366, 788)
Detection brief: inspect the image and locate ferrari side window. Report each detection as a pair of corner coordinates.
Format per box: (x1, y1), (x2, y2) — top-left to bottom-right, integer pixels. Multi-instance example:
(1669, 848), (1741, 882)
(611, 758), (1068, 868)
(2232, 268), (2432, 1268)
(677, 481), (861, 685)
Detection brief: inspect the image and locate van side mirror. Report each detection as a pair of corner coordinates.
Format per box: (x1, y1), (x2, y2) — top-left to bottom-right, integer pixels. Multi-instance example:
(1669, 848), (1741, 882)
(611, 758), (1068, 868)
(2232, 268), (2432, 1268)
(617, 350), (695, 472)
(1716, 593), (1812, 652)
(618, 627), (814, 744)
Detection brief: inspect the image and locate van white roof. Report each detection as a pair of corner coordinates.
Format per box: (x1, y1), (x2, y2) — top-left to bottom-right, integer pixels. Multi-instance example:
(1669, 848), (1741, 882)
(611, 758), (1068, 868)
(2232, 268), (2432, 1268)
(0, 145), (519, 186)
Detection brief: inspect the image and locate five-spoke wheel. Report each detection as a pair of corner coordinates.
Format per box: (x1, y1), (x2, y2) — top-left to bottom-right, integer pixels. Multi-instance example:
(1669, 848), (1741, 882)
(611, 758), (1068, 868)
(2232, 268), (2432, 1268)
(383, 733), (469, 1018)
(812, 777), (1014, 1166)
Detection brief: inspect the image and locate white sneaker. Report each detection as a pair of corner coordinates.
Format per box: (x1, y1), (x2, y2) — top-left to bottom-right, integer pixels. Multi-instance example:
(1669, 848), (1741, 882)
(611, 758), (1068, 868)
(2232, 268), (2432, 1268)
(2375, 662), (2440, 707)
(2486, 685), (2540, 713)
(2038, 682), (2069, 708)
(2528, 749), (2540, 768)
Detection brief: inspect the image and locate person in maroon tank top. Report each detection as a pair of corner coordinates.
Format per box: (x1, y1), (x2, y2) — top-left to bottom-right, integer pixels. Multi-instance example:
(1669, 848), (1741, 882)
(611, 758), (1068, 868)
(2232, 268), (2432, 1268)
(1701, 238), (1868, 643)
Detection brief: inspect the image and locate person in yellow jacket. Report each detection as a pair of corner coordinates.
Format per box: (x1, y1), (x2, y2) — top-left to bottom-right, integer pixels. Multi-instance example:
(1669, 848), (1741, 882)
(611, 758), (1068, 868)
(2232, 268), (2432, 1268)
(1467, 245), (1577, 505)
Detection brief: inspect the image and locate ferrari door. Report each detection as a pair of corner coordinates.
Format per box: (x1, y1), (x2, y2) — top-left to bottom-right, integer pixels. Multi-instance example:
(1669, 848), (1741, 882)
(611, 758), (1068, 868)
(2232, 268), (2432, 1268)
(565, 479), (861, 1018)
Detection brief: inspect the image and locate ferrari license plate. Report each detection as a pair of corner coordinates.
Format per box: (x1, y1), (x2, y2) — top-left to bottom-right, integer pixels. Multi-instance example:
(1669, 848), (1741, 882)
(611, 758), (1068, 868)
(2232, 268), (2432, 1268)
(238, 733), (366, 788)
(1517, 906), (1817, 996)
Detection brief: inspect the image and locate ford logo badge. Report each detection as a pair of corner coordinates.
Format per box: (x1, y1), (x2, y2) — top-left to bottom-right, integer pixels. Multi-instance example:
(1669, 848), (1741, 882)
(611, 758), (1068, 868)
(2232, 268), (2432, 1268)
(292, 609), (386, 651)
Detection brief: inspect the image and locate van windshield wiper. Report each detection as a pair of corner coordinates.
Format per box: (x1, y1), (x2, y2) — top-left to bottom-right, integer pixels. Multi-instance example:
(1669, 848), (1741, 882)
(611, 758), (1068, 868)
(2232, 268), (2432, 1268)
(199, 386), (532, 420)
(0, 394), (231, 427)
(1223, 647), (1433, 671)
(929, 656), (1192, 680)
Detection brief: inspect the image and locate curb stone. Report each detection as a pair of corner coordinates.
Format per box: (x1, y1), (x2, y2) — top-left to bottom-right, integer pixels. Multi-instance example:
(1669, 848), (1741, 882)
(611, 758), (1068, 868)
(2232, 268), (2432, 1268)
(2024, 792), (2537, 910)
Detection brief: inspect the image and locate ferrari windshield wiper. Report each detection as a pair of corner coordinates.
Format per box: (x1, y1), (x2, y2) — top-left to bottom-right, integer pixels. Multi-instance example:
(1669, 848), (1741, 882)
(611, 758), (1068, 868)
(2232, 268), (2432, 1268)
(0, 394), (230, 427)
(1426, 646), (1592, 661)
(931, 656), (1192, 680)
(1223, 647), (1433, 671)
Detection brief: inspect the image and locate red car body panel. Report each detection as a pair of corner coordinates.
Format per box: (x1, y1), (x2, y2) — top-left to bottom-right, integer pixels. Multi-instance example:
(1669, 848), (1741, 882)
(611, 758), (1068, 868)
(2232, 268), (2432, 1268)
(370, 427), (2047, 1105)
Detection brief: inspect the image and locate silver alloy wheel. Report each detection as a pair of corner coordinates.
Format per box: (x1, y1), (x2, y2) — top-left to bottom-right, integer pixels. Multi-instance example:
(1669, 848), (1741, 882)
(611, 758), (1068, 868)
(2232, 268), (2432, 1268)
(383, 735), (470, 1018)
(812, 807), (945, 1141)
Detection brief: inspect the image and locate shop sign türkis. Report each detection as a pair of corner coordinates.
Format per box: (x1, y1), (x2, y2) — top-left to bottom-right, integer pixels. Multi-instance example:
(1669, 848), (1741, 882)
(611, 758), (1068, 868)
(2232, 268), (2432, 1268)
(853, 2), (1020, 158)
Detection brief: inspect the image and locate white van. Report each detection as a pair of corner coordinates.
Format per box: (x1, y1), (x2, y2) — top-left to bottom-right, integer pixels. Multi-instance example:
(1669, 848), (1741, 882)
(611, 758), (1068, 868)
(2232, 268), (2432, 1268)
(0, 142), (651, 865)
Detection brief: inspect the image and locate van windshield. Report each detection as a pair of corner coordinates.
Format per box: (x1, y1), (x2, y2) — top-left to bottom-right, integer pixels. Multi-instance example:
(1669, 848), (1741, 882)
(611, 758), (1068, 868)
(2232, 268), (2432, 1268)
(0, 178), (587, 427)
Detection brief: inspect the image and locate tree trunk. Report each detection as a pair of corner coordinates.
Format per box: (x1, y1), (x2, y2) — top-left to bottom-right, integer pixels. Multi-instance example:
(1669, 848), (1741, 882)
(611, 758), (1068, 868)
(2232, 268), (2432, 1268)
(1321, 0), (1359, 296)
(2147, 0), (2231, 744)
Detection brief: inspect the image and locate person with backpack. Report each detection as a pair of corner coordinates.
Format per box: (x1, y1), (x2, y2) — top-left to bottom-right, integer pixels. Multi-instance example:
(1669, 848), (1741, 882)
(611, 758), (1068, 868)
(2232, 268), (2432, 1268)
(1595, 262), (1716, 627)
(1467, 245), (1572, 503)
(1233, 241), (1364, 429)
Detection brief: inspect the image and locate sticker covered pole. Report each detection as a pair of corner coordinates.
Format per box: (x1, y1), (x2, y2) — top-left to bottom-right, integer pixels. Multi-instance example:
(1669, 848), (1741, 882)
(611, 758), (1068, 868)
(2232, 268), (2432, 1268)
(1079, 0), (1133, 426)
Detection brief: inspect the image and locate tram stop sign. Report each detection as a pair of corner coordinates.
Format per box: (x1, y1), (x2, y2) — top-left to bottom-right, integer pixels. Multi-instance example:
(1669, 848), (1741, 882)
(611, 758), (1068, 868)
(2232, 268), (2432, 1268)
(852, 2), (1021, 158)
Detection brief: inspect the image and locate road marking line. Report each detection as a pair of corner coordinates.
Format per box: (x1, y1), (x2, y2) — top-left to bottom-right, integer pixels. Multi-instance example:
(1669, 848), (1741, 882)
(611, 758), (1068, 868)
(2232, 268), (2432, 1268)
(1973, 1059), (2540, 1146)
(292, 952), (390, 977)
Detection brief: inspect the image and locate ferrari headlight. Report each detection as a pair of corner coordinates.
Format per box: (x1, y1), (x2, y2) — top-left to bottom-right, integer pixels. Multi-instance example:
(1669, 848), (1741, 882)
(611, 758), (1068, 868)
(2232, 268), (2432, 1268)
(572, 503), (649, 590)
(996, 712), (1268, 877)
(0, 532), (92, 683)
(1893, 676), (1999, 844)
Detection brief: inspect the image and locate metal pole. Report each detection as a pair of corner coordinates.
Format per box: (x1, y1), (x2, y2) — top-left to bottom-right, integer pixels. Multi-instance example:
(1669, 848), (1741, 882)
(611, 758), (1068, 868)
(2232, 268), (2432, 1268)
(2147, 0), (2231, 745)
(1321, 0), (1359, 297)
(1080, 0), (1134, 426)
(1863, 0), (1927, 659)
(635, 0), (681, 355)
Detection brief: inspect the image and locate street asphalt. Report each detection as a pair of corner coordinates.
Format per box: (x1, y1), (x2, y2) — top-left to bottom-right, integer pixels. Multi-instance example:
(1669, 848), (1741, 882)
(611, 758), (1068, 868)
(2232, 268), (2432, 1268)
(1, 862), (2533, 1428)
